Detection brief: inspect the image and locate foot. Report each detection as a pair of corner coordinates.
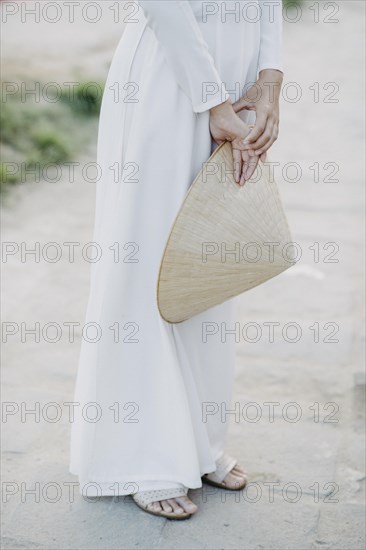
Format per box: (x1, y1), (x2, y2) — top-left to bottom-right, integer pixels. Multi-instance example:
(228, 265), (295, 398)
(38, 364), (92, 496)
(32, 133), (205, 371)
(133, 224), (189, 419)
(146, 495), (198, 516)
(221, 463), (248, 489)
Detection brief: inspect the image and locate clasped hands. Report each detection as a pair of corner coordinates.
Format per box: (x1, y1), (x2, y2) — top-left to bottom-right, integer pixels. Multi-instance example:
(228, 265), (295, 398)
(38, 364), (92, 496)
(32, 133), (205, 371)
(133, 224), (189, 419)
(209, 69), (283, 186)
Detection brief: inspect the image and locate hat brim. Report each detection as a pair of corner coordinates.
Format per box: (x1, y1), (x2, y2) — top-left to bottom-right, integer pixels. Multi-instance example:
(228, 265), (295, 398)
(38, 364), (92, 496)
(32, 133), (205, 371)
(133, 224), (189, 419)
(157, 141), (295, 323)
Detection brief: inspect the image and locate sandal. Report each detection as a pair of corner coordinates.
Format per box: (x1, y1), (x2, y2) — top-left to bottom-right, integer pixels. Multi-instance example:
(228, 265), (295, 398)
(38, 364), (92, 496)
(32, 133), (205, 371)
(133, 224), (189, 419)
(132, 487), (193, 520)
(202, 453), (247, 491)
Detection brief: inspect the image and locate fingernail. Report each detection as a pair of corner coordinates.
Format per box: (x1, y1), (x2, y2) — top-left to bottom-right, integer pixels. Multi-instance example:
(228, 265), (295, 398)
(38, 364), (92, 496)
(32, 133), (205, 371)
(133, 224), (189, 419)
(255, 151), (262, 156)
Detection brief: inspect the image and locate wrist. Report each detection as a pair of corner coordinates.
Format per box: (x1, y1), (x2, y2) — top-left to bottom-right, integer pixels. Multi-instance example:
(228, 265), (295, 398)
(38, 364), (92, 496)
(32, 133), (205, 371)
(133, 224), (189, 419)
(210, 99), (233, 119)
(258, 68), (284, 84)
(257, 70), (283, 105)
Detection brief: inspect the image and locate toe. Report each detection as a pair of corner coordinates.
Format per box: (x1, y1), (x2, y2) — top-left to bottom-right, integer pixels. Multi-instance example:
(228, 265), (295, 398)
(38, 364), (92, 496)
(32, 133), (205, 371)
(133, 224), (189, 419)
(147, 501), (163, 513)
(161, 500), (174, 514)
(232, 465), (248, 478)
(166, 499), (184, 515)
(223, 472), (245, 489)
(233, 463), (247, 472)
(175, 496), (198, 514)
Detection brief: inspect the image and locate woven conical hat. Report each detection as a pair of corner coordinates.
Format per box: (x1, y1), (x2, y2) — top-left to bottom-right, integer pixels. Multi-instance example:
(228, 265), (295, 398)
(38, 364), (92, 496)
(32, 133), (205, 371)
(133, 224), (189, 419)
(157, 141), (295, 323)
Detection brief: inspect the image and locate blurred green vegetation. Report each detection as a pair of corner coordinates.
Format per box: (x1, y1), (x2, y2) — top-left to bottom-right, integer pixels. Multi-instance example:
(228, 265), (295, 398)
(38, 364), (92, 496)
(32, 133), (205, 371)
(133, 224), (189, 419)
(60, 82), (103, 116)
(0, 80), (104, 192)
(0, 162), (18, 185)
(27, 131), (72, 166)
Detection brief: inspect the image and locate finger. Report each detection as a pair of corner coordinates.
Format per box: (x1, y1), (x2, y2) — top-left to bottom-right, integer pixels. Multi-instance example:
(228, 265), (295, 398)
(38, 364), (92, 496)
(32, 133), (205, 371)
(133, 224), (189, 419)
(260, 151), (267, 162)
(239, 150), (250, 186)
(254, 136), (276, 156)
(254, 124), (279, 155)
(252, 135), (273, 153)
(248, 121), (278, 152)
(254, 129), (278, 156)
(231, 122), (254, 151)
(242, 113), (267, 145)
(248, 122), (277, 153)
(232, 148), (242, 183)
(232, 99), (256, 114)
(244, 156), (259, 181)
(244, 120), (274, 151)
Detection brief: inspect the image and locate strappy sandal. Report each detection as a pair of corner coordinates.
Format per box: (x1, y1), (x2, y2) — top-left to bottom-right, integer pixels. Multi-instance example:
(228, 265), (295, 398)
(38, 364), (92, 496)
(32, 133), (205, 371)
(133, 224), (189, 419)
(202, 453), (248, 491)
(132, 487), (193, 520)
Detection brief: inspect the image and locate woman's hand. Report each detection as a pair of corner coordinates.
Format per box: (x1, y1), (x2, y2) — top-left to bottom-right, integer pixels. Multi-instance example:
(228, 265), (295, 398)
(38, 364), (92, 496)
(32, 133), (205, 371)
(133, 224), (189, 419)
(209, 99), (259, 186)
(232, 69), (283, 157)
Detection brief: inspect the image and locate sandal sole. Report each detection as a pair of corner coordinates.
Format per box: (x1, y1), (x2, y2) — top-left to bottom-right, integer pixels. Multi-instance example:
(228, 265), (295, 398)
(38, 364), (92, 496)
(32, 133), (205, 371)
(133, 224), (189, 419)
(133, 499), (193, 520)
(201, 475), (247, 491)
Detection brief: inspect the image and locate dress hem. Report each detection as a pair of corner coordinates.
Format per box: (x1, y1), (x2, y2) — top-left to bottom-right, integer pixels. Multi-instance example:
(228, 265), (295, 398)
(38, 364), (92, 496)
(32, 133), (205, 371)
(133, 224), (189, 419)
(69, 462), (220, 496)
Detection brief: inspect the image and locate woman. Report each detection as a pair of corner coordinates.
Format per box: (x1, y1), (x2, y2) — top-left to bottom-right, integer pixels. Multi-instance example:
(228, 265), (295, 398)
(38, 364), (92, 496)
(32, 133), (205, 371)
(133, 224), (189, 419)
(70, 0), (284, 519)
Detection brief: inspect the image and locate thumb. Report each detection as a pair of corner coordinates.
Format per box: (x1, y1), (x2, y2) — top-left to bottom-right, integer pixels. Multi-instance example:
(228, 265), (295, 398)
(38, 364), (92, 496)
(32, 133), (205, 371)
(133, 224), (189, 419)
(232, 98), (256, 114)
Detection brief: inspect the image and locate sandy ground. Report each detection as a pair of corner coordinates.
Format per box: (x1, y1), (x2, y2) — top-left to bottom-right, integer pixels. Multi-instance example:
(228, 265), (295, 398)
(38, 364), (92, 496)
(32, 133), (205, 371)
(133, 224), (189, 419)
(1, 1), (365, 549)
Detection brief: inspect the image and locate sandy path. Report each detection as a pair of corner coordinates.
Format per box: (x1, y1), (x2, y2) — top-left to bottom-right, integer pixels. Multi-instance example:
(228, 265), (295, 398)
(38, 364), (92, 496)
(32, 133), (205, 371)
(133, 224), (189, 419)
(1, 0), (125, 81)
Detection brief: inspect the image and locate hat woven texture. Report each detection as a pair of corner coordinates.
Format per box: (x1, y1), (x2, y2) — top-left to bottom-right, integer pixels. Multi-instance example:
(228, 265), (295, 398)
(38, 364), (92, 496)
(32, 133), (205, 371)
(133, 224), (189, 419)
(157, 141), (295, 324)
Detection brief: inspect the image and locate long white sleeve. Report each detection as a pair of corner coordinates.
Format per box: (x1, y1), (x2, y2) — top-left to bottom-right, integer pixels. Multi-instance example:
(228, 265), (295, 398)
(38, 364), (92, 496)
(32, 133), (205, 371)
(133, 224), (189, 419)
(258, 0), (284, 73)
(138, 1), (229, 113)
